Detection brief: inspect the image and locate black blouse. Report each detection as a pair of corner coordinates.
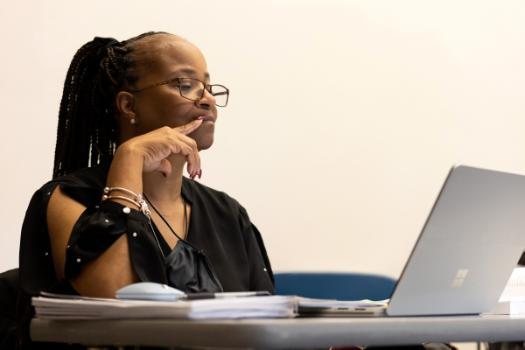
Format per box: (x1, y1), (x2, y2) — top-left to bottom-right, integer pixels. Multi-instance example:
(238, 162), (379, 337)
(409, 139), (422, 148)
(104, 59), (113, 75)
(17, 166), (274, 347)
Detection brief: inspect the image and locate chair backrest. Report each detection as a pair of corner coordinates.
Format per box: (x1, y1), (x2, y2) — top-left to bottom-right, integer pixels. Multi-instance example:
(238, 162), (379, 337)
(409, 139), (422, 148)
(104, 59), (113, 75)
(0, 268), (19, 316)
(0, 268), (19, 350)
(274, 272), (396, 301)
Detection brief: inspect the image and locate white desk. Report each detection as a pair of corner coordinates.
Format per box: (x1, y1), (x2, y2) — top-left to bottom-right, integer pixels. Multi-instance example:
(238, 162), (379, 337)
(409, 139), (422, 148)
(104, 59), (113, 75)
(31, 314), (525, 349)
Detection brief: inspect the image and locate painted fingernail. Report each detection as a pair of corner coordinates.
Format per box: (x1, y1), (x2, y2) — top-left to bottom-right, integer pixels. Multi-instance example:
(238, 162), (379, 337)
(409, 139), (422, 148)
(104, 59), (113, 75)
(198, 169), (202, 179)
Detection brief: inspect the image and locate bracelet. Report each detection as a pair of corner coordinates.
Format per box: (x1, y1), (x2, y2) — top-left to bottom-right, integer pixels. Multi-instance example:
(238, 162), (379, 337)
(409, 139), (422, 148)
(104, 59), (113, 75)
(104, 195), (140, 209)
(103, 186), (139, 198)
(102, 187), (151, 217)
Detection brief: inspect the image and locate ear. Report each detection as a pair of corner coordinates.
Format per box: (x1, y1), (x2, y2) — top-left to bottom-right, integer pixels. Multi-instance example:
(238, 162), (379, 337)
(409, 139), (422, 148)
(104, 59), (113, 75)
(115, 91), (136, 124)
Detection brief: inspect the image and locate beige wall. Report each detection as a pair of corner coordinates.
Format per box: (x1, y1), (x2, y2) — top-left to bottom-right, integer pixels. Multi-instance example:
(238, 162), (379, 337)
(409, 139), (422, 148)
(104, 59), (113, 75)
(2, 0), (525, 281)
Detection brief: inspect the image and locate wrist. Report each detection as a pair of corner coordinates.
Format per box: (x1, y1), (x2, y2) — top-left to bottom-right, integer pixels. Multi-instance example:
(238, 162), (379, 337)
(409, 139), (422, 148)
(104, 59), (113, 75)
(102, 186), (151, 217)
(115, 141), (144, 166)
(107, 142), (145, 194)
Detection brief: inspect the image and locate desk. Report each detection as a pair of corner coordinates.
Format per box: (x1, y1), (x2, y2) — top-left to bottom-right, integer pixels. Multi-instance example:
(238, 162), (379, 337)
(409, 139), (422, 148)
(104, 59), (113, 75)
(31, 315), (525, 349)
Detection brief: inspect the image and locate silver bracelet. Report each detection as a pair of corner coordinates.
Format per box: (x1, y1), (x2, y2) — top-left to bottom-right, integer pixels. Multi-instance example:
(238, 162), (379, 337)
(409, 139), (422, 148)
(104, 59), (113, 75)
(104, 186), (139, 198)
(104, 195), (140, 208)
(102, 187), (151, 217)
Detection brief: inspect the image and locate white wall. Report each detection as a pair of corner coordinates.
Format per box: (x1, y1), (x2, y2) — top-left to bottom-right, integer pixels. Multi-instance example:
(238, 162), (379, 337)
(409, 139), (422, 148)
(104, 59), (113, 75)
(1, 0), (525, 280)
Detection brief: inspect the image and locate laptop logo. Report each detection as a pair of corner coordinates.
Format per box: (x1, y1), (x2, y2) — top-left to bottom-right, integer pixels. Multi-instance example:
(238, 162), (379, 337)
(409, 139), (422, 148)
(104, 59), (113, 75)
(451, 269), (469, 288)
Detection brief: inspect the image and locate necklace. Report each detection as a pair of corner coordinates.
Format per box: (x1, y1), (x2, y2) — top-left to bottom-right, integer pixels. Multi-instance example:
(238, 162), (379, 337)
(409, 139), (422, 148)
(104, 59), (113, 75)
(143, 194), (189, 255)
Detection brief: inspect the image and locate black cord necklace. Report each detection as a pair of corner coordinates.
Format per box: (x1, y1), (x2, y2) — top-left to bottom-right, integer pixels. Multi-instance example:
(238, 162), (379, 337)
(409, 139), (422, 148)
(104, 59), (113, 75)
(144, 193), (189, 249)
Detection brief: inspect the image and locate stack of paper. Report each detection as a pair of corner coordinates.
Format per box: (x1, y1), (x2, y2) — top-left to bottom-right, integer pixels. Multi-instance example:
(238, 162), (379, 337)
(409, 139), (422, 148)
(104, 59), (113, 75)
(32, 294), (297, 320)
(489, 267), (525, 315)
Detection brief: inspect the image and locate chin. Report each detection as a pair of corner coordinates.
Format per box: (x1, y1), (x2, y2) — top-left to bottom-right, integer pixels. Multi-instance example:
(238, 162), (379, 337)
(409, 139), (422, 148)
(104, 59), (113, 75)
(191, 126), (214, 151)
(193, 132), (214, 150)
(197, 137), (214, 151)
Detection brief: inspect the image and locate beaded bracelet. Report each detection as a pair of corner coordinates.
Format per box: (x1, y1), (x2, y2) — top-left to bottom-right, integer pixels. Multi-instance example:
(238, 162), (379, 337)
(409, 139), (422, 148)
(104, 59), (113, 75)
(102, 186), (151, 217)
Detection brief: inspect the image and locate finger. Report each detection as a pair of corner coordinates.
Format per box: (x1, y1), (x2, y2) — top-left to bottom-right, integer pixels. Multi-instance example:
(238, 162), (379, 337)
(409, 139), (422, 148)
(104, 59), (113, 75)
(178, 134), (201, 178)
(169, 141), (196, 175)
(166, 131), (201, 177)
(181, 144), (198, 178)
(175, 119), (203, 136)
(183, 143), (199, 178)
(168, 133), (200, 178)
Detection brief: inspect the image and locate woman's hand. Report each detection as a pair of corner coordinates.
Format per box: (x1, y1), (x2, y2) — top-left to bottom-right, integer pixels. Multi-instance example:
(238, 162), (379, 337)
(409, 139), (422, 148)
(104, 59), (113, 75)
(118, 119), (204, 178)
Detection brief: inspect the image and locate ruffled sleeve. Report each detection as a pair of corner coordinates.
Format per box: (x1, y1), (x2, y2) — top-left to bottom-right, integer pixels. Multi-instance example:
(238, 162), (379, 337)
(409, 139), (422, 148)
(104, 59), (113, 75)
(64, 200), (167, 284)
(19, 167), (168, 297)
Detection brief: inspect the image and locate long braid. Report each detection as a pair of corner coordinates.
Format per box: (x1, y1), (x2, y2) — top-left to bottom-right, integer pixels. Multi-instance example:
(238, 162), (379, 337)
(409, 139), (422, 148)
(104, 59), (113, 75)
(53, 32), (165, 178)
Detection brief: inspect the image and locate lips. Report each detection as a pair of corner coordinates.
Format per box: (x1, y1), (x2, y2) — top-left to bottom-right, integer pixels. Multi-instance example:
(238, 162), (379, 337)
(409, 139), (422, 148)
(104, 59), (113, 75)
(197, 115), (216, 123)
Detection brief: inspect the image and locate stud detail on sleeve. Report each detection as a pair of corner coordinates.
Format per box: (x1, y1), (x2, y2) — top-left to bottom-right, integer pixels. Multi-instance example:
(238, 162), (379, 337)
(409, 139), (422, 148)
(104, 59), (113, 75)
(123, 207), (131, 214)
(132, 232), (138, 238)
(263, 267), (267, 272)
(76, 258), (82, 263)
(104, 219), (110, 223)
(44, 252), (49, 256)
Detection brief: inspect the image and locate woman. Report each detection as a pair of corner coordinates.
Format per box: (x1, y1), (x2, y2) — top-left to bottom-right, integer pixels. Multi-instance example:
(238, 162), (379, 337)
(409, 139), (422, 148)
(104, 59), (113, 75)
(17, 31), (274, 348)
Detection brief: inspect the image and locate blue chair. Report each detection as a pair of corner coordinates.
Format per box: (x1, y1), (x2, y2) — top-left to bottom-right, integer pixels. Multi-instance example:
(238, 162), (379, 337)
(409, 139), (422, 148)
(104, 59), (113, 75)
(274, 272), (396, 301)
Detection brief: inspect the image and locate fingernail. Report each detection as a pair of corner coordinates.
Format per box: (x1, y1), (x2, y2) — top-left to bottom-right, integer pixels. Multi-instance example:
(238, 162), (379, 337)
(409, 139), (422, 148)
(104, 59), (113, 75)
(197, 116), (205, 121)
(198, 169), (202, 179)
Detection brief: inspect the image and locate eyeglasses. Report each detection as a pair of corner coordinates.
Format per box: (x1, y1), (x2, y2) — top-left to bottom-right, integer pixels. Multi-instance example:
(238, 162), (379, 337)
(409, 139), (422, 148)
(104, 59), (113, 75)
(129, 77), (229, 107)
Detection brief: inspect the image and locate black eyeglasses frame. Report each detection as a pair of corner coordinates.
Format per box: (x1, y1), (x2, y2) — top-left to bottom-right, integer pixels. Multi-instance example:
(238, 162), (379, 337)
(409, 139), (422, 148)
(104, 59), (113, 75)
(127, 77), (229, 107)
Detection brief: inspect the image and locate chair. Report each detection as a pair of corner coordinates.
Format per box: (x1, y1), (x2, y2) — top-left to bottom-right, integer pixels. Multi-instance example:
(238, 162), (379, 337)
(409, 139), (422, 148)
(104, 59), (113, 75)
(274, 272), (396, 300)
(0, 268), (19, 350)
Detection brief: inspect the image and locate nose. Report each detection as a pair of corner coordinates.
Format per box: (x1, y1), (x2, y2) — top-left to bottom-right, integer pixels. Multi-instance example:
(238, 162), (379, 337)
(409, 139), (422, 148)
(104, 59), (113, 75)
(196, 88), (217, 109)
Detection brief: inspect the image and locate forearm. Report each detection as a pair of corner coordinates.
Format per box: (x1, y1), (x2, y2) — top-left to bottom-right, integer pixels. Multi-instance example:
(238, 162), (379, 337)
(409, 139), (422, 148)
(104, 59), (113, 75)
(69, 144), (146, 296)
(71, 234), (137, 298)
(47, 186), (139, 294)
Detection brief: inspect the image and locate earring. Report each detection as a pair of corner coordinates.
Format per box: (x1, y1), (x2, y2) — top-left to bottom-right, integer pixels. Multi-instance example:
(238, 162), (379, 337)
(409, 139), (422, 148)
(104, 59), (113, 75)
(130, 118), (137, 125)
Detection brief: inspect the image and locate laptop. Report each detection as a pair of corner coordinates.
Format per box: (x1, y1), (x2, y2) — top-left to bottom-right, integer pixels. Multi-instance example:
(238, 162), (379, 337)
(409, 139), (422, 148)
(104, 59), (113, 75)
(299, 165), (525, 317)
(386, 165), (525, 316)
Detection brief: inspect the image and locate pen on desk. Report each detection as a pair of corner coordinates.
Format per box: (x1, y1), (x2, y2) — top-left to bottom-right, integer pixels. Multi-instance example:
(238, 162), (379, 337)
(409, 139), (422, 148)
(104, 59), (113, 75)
(184, 291), (271, 300)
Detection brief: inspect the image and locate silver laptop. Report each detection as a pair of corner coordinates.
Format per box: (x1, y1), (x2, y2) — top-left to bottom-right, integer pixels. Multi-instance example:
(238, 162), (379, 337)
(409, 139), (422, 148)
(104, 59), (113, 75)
(386, 165), (525, 316)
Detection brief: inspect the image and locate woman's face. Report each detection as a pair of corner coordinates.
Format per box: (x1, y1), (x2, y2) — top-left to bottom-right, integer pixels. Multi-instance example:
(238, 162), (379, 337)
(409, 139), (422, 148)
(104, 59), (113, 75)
(125, 34), (218, 150)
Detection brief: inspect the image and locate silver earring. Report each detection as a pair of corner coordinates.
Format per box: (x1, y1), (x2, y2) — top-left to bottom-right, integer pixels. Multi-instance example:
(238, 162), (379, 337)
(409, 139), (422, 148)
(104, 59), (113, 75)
(130, 118), (137, 125)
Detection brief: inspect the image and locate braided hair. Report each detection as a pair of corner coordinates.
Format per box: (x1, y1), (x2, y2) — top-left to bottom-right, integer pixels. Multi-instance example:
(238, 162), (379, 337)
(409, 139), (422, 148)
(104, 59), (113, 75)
(53, 32), (167, 178)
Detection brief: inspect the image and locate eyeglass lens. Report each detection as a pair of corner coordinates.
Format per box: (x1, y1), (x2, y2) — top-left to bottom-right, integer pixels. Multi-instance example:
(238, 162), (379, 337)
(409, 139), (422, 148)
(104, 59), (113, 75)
(178, 78), (228, 107)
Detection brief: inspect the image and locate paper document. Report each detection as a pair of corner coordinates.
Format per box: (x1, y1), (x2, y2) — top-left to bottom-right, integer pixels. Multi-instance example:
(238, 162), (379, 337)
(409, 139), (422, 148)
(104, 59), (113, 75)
(499, 267), (525, 301)
(32, 292), (392, 320)
(32, 294), (297, 320)
(488, 267), (525, 315)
